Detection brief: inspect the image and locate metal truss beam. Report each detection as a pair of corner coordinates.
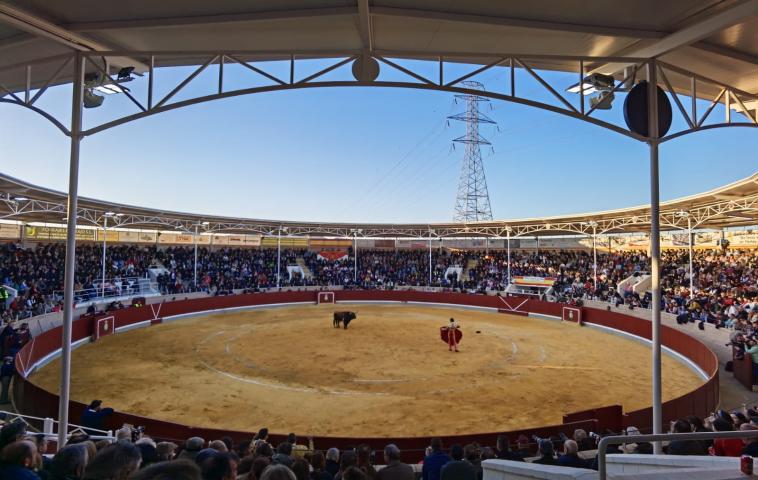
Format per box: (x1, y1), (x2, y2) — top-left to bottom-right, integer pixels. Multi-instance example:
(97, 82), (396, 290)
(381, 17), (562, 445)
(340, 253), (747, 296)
(4, 193), (758, 241)
(0, 50), (754, 153)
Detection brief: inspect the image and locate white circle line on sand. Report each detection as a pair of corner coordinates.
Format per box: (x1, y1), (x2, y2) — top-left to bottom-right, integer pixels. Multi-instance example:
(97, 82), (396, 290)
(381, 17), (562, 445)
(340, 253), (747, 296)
(195, 330), (389, 397)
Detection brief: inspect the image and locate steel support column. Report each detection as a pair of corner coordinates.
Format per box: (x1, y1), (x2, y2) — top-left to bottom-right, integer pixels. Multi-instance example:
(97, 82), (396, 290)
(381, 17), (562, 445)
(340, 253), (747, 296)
(353, 231), (358, 283)
(193, 224), (198, 288)
(428, 231), (433, 285)
(58, 51), (85, 449)
(647, 59), (663, 454)
(101, 215), (108, 298)
(276, 227), (281, 289)
(592, 224), (598, 293)
(688, 216), (694, 299)
(506, 228), (512, 286)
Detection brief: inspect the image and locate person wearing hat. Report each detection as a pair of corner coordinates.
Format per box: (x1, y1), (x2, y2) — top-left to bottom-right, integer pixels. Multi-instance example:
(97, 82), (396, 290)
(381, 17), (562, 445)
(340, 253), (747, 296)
(0, 356), (14, 404)
(178, 437), (205, 461)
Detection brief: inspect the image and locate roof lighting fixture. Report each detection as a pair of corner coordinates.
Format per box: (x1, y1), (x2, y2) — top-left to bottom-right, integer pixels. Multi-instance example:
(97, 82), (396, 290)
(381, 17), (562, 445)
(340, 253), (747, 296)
(566, 73), (616, 110)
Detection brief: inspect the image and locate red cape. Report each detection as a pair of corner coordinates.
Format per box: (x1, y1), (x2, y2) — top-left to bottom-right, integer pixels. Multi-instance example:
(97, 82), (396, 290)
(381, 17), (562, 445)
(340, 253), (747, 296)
(440, 326), (462, 344)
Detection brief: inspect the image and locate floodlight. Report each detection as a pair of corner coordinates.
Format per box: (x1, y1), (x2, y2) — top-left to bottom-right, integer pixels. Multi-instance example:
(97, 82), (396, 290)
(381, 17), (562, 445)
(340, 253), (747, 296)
(201, 221), (210, 226)
(94, 84), (129, 95)
(13, 196), (28, 201)
(83, 89), (105, 108)
(104, 211), (116, 216)
(82, 66), (135, 107)
(567, 73), (616, 110)
(590, 92), (614, 110)
(566, 83), (598, 94)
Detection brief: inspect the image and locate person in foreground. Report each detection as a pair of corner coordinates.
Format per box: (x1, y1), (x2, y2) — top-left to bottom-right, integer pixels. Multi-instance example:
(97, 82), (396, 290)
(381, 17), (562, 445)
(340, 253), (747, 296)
(377, 444), (413, 480)
(440, 444), (476, 480)
(422, 438), (451, 480)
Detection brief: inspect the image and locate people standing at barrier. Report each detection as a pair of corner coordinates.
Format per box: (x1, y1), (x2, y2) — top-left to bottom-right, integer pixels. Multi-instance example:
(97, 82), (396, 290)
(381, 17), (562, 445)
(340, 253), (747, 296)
(421, 438), (450, 480)
(355, 444), (377, 479)
(494, 435), (523, 461)
(80, 400), (114, 433)
(0, 319), (13, 358)
(309, 451), (335, 480)
(439, 444), (476, 480)
(667, 419), (707, 455)
(333, 450), (358, 480)
(376, 444), (413, 480)
(0, 356), (14, 404)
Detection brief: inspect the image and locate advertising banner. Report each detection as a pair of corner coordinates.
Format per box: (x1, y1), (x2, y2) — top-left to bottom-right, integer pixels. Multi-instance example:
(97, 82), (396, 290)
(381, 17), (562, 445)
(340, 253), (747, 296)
(395, 239), (429, 249)
(309, 239), (352, 248)
(157, 233), (177, 244)
(117, 231), (140, 243)
(727, 231), (758, 247)
(0, 224), (20, 239)
(136, 232), (157, 243)
(211, 235), (229, 245)
(227, 235), (245, 246)
(24, 225), (95, 241)
(96, 230), (120, 242)
(174, 234), (194, 245)
(245, 235), (262, 246)
(512, 276), (556, 286)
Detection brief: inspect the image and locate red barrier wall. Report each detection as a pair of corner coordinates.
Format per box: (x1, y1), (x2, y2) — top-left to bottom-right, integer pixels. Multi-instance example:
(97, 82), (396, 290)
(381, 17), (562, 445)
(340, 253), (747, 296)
(13, 291), (719, 453)
(734, 353), (753, 391)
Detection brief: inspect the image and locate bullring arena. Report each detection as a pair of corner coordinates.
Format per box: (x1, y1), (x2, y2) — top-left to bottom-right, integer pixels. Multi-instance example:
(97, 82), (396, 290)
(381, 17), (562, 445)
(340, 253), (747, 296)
(30, 303), (703, 437)
(0, 2), (757, 479)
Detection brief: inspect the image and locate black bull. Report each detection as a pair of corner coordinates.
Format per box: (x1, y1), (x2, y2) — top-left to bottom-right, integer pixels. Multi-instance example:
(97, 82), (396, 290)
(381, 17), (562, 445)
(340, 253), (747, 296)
(333, 311), (357, 329)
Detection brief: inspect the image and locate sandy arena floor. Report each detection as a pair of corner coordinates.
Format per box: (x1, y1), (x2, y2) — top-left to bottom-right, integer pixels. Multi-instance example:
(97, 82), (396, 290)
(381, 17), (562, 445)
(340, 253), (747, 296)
(32, 304), (704, 437)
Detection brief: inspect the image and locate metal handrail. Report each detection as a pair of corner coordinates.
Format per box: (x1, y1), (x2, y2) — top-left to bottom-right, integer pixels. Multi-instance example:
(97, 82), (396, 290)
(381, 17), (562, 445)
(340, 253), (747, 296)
(598, 430), (758, 479)
(0, 410), (113, 437)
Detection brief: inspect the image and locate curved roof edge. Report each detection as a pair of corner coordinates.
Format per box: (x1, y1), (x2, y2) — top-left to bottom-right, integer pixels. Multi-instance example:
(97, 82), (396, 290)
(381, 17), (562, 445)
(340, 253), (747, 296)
(1, 171), (757, 238)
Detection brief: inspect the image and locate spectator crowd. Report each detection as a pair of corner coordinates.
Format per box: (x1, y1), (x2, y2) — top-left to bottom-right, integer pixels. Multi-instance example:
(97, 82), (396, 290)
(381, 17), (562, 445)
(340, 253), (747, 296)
(2, 242), (757, 332)
(4, 405), (758, 480)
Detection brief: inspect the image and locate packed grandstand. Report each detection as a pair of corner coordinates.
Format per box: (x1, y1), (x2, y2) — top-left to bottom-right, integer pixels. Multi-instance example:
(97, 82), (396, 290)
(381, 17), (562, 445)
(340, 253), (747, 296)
(2, 243), (757, 329)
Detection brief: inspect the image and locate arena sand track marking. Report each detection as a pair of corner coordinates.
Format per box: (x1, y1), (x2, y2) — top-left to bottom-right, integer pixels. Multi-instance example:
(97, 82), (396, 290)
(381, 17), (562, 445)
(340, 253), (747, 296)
(31, 304), (705, 437)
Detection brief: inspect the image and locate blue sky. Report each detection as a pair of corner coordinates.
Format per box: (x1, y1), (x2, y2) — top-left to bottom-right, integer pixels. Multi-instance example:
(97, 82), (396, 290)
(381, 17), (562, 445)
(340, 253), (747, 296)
(1, 59), (756, 223)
